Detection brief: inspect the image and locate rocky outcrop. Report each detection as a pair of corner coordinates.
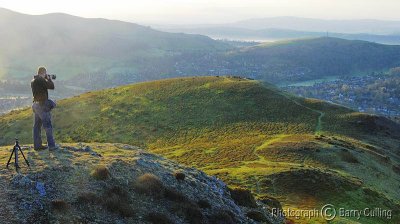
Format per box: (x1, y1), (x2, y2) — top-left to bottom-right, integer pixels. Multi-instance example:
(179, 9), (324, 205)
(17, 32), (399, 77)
(0, 143), (283, 224)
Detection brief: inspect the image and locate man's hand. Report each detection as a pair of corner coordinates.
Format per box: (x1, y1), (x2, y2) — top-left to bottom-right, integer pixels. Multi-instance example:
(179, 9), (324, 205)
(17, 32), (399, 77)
(45, 74), (54, 82)
(45, 74), (55, 89)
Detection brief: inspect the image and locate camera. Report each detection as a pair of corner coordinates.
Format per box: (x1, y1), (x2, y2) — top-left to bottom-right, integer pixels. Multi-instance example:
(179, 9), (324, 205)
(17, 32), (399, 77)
(48, 74), (56, 80)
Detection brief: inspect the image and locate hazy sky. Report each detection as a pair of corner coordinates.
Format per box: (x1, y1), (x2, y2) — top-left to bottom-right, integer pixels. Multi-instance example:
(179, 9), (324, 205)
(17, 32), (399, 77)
(0, 0), (399, 24)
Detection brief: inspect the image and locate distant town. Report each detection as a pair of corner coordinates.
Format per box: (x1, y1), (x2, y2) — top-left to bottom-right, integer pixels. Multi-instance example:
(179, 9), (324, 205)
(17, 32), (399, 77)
(284, 70), (400, 123)
(0, 79), (82, 115)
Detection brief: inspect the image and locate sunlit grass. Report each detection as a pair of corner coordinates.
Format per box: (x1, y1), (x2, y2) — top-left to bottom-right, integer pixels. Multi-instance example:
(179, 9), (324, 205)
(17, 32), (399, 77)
(1, 76), (399, 223)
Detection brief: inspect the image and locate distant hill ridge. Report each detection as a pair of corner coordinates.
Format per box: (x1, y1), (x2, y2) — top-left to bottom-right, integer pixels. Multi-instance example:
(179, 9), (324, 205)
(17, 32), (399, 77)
(2, 8), (400, 89)
(230, 16), (400, 34)
(223, 37), (400, 84)
(0, 7), (230, 80)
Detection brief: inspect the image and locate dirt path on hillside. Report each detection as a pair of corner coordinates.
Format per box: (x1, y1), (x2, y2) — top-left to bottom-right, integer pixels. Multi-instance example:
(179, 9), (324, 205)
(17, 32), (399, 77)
(241, 134), (306, 169)
(280, 93), (325, 134)
(252, 135), (289, 163)
(238, 92), (325, 168)
(315, 111), (324, 134)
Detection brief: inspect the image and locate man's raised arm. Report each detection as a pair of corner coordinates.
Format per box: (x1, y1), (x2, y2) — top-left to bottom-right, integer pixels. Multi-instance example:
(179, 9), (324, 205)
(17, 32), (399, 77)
(46, 77), (55, 90)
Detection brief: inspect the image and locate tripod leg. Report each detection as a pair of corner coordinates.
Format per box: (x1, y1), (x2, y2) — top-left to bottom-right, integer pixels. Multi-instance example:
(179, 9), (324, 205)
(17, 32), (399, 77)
(17, 145), (30, 167)
(15, 146), (19, 170)
(6, 148), (15, 168)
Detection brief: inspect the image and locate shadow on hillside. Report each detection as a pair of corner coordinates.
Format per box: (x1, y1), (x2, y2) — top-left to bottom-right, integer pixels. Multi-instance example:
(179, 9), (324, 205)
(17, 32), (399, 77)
(25, 147), (74, 171)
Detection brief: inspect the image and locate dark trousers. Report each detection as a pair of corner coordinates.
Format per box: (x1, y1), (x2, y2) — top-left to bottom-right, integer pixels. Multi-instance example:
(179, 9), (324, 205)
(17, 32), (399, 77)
(32, 101), (55, 148)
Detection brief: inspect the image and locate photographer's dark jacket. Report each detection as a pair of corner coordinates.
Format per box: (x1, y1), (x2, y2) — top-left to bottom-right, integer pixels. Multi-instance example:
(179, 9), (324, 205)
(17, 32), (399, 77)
(31, 75), (54, 103)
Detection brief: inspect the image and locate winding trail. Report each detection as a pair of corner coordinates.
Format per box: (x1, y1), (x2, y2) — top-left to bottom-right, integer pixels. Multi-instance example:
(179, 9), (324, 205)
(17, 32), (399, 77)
(243, 92), (326, 166)
(249, 134), (289, 164)
(279, 92), (325, 135)
(240, 134), (306, 171)
(219, 90), (327, 177)
(315, 111), (325, 134)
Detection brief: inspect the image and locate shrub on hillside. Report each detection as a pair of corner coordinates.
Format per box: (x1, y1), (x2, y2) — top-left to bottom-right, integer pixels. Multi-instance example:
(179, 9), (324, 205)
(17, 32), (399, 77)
(229, 188), (257, 208)
(91, 165), (111, 180)
(174, 171), (186, 181)
(134, 173), (165, 197)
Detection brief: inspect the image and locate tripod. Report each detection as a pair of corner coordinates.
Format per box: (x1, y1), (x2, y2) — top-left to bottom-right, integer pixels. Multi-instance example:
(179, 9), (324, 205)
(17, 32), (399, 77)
(6, 138), (30, 171)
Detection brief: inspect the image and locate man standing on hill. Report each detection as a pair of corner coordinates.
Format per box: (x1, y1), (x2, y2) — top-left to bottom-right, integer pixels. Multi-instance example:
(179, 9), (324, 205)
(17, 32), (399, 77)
(31, 66), (58, 151)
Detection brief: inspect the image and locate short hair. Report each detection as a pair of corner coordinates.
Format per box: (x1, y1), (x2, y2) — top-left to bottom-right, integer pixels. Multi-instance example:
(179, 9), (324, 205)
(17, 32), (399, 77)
(37, 66), (47, 75)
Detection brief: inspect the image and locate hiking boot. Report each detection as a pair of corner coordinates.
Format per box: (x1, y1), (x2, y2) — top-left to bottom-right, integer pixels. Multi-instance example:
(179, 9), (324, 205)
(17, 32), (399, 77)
(34, 145), (48, 151)
(49, 144), (60, 151)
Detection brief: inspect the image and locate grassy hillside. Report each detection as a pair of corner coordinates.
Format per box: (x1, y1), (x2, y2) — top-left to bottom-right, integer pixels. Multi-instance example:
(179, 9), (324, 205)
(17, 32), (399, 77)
(1, 76), (400, 223)
(225, 37), (400, 84)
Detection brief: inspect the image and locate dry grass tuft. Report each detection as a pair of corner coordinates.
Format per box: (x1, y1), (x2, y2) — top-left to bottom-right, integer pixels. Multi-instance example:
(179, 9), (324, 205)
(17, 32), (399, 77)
(91, 165), (111, 180)
(134, 173), (165, 197)
(174, 171), (186, 181)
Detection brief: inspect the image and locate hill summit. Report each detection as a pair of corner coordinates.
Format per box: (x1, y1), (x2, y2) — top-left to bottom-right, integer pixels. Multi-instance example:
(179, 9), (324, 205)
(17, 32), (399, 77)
(0, 143), (282, 223)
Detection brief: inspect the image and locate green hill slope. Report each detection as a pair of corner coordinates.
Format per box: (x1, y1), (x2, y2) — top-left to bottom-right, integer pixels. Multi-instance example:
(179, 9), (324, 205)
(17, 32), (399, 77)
(1, 76), (400, 223)
(224, 37), (400, 84)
